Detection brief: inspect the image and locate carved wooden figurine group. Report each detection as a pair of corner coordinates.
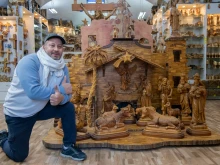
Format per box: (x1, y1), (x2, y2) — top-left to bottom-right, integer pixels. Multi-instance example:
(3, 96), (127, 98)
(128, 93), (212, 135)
(92, 73), (209, 139)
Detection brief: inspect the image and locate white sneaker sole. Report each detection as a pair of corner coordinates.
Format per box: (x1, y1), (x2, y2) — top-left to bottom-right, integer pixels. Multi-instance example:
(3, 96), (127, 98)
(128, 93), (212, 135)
(60, 153), (86, 161)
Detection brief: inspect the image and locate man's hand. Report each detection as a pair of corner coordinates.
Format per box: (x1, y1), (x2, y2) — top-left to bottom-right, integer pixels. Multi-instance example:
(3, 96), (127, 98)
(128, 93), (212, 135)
(50, 85), (64, 106)
(62, 76), (72, 94)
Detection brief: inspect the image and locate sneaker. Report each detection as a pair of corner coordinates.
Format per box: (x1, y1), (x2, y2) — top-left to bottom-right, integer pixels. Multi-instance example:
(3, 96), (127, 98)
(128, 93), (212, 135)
(0, 129), (8, 147)
(60, 145), (87, 161)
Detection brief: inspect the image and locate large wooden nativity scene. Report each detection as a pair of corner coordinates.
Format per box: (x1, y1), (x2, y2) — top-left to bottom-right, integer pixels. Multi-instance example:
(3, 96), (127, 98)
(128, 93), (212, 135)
(43, 0), (220, 150)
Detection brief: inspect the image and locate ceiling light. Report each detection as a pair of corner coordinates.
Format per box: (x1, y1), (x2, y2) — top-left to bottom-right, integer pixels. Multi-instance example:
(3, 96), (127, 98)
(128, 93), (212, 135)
(183, 6), (185, 8)
(193, 6), (196, 7)
(49, 8), (58, 14)
(138, 12), (146, 20)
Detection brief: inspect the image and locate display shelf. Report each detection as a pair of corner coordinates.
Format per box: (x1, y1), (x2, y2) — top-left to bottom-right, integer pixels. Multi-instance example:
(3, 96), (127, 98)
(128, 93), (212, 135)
(34, 11), (48, 49)
(176, 3), (207, 80)
(206, 13), (220, 83)
(202, 80), (220, 99)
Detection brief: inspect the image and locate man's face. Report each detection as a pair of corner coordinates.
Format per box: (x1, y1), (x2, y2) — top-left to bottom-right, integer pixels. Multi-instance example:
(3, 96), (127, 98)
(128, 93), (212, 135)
(43, 38), (64, 60)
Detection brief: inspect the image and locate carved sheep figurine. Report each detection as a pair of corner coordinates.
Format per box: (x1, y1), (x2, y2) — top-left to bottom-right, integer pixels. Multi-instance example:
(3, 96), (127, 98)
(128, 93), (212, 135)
(164, 102), (181, 118)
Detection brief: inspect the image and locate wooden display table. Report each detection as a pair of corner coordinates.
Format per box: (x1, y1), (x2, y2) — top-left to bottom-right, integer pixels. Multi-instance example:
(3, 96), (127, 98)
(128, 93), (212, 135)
(43, 124), (220, 150)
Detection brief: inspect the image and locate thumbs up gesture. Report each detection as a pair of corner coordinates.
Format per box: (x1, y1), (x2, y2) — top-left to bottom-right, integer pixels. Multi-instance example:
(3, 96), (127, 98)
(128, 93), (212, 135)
(50, 85), (64, 106)
(62, 76), (72, 94)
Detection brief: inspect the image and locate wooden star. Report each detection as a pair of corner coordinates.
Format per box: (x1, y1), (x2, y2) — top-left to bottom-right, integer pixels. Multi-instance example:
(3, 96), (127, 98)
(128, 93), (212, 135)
(82, 18), (88, 26)
(122, 51), (133, 63)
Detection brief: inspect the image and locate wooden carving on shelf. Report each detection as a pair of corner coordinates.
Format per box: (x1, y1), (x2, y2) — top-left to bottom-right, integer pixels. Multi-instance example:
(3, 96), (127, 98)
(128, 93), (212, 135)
(0, 35), (7, 52)
(186, 73), (211, 136)
(90, 106), (130, 140)
(9, 34), (17, 49)
(2, 58), (11, 73)
(170, 0), (180, 37)
(142, 106), (184, 139)
(0, 75), (11, 82)
(158, 77), (172, 115)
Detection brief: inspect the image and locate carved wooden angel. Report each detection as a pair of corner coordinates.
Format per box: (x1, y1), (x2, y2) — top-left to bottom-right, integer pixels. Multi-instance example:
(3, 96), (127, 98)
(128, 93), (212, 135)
(115, 63), (137, 90)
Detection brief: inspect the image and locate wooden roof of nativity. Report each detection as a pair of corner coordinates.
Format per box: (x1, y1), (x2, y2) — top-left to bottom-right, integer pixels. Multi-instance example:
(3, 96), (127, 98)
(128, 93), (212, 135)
(85, 41), (164, 73)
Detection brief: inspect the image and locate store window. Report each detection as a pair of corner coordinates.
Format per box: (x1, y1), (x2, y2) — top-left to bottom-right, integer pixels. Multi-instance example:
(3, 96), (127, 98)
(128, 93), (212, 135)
(173, 50), (181, 62)
(87, 0), (105, 3)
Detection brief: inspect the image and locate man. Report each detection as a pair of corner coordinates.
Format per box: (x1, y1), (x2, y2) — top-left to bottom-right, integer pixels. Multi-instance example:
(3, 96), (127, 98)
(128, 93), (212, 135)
(0, 33), (86, 162)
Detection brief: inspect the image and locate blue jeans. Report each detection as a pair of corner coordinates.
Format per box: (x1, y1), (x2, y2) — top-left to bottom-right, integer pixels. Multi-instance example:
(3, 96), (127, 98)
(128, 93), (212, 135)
(1, 101), (76, 162)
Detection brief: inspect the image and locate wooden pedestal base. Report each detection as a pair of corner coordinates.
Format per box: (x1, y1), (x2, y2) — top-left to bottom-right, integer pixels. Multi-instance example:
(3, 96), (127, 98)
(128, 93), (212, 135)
(55, 127), (90, 141)
(186, 124), (211, 136)
(124, 117), (136, 124)
(90, 130), (129, 140)
(142, 126), (185, 139)
(43, 124), (220, 150)
(182, 116), (192, 125)
(136, 118), (151, 126)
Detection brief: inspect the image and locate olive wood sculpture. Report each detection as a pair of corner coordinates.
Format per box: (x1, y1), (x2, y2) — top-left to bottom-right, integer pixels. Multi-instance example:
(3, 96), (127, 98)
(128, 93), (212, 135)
(6, 49), (12, 61)
(123, 104), (136, 124)
(112, 26), (119, 38)
(5, 22), (12, 31)
(186, 73), (211, 136)
(142, 106), (184, 139)
(2, 58), (11, 73)
(164, 102), (182, 121)
(2, 30), (9, 37)
(115, 62), (137, 91)
(9, 34), (17, 49)
(158, 77), (172, 115)
(80, 3), (116, 21)
(101, 83), (116, 114)
(0, 35), (7, 52)
(170, 0), (181, 37)
(177, 74), (192, 125)
(90, 106), (131, 140)
(136, 106), (151, 126)
(0, 22), (4, 32)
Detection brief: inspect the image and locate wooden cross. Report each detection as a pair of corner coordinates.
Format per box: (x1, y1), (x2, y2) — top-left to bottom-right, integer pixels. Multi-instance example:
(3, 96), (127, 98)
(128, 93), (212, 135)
(0, 22), (4, 32)
(6, 48), (12, 61)
(13, 23), (17, 32)
(11, 57), (18, 67)
(3, 58), (9, 69)
(9, 34), (17, 49)
(72, 0), (116, 11)
(0, 34), (7, 51)
(0, 51), (6, 57)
